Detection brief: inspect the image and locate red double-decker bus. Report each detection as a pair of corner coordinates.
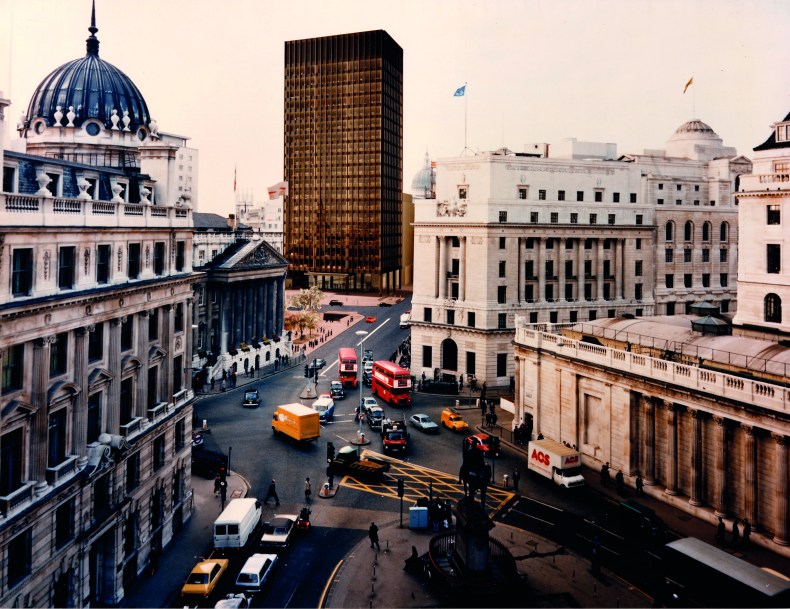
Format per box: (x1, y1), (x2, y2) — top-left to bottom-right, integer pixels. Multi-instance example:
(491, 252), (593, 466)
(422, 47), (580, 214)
(338, 348), (358, 388)
(371, 360), (412, 407)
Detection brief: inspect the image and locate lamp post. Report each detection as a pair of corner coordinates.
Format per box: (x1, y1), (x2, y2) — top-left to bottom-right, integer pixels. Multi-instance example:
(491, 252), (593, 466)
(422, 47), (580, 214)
(355, 330), (369, 442)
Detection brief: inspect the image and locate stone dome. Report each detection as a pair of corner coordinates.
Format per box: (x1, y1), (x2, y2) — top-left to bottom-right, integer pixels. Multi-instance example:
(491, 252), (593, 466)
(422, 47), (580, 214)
(25, 6), (150, 133)
(665, 118), (732, 160)
(673, 119), (717, 135)
(411, 152), (434, 199)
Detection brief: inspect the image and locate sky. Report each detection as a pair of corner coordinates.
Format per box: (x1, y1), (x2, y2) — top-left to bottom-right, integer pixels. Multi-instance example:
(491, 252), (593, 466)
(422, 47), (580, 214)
(1, 0), (789, 216)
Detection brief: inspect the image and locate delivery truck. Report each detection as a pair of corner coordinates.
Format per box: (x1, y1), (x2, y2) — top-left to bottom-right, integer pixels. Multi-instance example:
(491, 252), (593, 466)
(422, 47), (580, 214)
(272, 403), (320, 443)
(527, 438), (585, 488)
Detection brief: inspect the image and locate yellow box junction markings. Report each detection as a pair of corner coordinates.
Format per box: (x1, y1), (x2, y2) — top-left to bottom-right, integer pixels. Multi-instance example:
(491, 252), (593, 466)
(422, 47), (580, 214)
(336, 449), (513, 513)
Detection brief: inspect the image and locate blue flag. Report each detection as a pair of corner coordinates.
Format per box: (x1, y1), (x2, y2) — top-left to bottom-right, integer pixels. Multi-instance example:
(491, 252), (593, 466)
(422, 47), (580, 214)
(454, 85), (466, 97)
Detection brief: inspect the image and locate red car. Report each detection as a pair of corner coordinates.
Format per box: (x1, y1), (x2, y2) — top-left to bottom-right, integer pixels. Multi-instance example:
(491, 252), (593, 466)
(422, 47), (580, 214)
(365, 316), (377, 323)
(465, 433), (501, 457)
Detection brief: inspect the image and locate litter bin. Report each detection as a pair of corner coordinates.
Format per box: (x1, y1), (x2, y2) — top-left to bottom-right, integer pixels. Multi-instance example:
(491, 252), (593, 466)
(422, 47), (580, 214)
(409, 506), (428, 529)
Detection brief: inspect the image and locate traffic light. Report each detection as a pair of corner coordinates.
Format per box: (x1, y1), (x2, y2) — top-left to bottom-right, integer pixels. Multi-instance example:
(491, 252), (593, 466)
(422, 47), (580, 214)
(304, 365), (309, 377)
(326, 441), (335, 463)
(397, 477), (404, 498)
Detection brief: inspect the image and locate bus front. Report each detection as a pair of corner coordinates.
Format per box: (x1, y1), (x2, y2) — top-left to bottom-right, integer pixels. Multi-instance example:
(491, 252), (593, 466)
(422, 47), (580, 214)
(338, 348), (358, 388)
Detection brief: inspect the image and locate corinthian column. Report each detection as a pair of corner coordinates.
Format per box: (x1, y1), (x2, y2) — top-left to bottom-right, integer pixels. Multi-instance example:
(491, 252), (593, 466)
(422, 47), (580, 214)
(772, 434), (789, 545)
(74, 327), (91, 468)
(665, 404), (679, 496)
(742, 425), (759, 531)
(108, 318), (123, 434)
(643, 396), (655, 485)
(32, 337), (53, 495)
(689, 409), (704, 506)
(713, 416), (728, 517)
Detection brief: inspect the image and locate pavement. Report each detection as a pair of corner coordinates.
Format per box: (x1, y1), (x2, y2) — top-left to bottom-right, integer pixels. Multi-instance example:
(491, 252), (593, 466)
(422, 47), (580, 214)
(122, 290), (790, 608)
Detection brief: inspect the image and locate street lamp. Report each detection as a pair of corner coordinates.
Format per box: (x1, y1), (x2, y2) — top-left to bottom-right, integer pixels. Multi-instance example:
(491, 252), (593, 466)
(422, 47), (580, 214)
(355, 330), (369, 442)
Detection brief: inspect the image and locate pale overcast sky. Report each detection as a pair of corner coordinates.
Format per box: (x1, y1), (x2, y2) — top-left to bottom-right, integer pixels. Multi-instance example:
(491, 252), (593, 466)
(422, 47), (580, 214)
(2, 0), (788, 216)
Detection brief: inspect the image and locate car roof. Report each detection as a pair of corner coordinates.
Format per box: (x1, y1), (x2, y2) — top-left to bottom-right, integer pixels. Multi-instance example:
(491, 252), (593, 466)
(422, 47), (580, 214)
(269, 515), (297, 526)
(193, 558), (228, 573)
(369, 406), (384, 413)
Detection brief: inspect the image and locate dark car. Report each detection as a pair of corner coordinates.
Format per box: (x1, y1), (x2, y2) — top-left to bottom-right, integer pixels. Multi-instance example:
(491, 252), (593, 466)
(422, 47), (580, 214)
(328, 299), (343, 306)
(378, 301), (392, 307)
(313, 358), (327, 369)
(243, 389), (259, 408)
(366, 406), (385, 431)
(362, 371), (372, 387)
(191, 448), (228, 479)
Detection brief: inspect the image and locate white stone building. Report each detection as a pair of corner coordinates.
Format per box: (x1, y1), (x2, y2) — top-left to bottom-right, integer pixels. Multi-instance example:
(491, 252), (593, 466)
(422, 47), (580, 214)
(410, 122), (746, 387)
(236, 190), (285, 253)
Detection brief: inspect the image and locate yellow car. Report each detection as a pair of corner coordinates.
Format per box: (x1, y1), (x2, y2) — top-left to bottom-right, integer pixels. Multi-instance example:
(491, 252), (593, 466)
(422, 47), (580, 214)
(181, 558), (229, 600)
(441, 408), (469, 431)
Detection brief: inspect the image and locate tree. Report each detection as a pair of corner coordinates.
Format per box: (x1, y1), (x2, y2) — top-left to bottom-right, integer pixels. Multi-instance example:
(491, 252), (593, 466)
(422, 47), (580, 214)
(288, 286), (324, 313)
(299, 311), (320, 337)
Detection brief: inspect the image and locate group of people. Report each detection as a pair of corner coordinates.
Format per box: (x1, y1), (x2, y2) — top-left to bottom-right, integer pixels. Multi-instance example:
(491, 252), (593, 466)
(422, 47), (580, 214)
(513, 422), (533, 446)
(716, 516), (752, 549)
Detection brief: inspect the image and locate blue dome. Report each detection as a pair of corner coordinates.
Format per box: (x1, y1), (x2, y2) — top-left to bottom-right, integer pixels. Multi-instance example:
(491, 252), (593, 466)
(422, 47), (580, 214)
(25, 7), (150, 131)
(411, 152), (434, 199)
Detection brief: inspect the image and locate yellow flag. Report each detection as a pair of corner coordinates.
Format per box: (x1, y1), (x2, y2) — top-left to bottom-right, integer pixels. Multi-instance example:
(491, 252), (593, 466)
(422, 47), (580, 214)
(683, 77), (694, 94)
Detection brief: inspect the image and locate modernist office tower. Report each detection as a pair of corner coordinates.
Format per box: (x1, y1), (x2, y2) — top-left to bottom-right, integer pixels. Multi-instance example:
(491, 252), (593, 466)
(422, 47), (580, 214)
(284, 30), (403, 291)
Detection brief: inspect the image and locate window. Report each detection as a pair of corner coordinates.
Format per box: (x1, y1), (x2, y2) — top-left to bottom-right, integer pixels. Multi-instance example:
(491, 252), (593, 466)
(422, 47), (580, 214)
(126, 452), (140, 493)
(458, 187), (467, 200)
(58, 246), (76, 290)
(721, 300), (730, 313)
(720, 248), (728, 263)
(96, 244), (111, 284)
(50, 332), (68, 376)
(702, 273), (710, 288)
(767, 244), (781, 273)
(496, 353), (507, 377)
(608, 214), (615, 225)
(565, 239), (574, 250)
(694, 185), (700, 192)
(768, 205), (781, 225)
(720, 222), (729, 241)
(565, 260), (574, 277)
(529, 312), (538, 323)
(676, 199), (682, 206)
(525, 284), (534, 302)
(3, 165), (17, 193)
(525, 238), (535, 249)
(538, 189), (546, 200)
(702, 222), (711, 241)
(665, 274), (674, 288)
(658, 183), (664, 190)
(466, 351), (476, 375)
(613, 192), (620, 203)
(174, 303), (185, 332)
(635, 284), (643, 300)
(765, 293), (782, 323)
(584, 283), (592, 300)
(55, 500), (74, 549)
(666, 249), (673, 263)
(121, 317), (134, 351)
(657, 198), (664, 205)
(11, 248), (33, 296)
(498, 211), (507, 223)
(498, 261), (506, 277)
(120, 378), (133, 427)
(576, 191), (584, 202)
(585, 239), (593, 250)
(153, 435), (166, 471)
(153, 242), (166, 276)
(2, 344), (24, 392)
(544, 284), (554, 301)
(147, 367), (158, 409)
(584, 259), (593, 277)
(175, 241), (185, 272)
(684, 249), (692, 263)
(545, 238), (554, 250)
(635, 261), (643, 276)
(175, 418), (185, 451)
(684, 222), (693, 241)
(570, 213), (578, 224)
(422, 345), (433, 368)
(498, 313), (507, 329)
(423, 307), (432, 323)
(630, 193), (637, 203)
(7, 528), (31, 586)
(589, 310), (597, 321)
(684, 274), (692, 288)
(525, 260), (534, 279)
(128, 243), (141, 279)
(467, 312), (475, 328)
(694, 200), (700, 206)
(89, 323), (104, 362)
(603, 260), (611, 278)
(530, 212), (539, 223)
(551, 212), (559, 223)
(636, 238), (642, 250)
(636, 214), (643, 225)
(595, 191), (603, 203)
(545, 260), (554, 277)
(87, 393), (102, 444)
(499, 237), (506, 249)
(497, 286), (507, 304)
(565, 283), (574, 300)
(666, 302), (676, 315)
(549, 311), (558, 323)
(518, 187), (527, 200)
(557, 190), (565, 201)
(447, 310), (455, 325)
(589, 214), (597, 224)
(48, 408), (67, 467)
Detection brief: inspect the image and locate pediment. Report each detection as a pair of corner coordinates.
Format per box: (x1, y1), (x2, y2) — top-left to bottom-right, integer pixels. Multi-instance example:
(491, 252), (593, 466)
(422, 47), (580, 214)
(1, 399), (36, 419)
(47, 380), (81, 404)
(235, 241), (288, 270)
(148, 345), (167, 362)
(121, 354), (142, 373)
(88, 368), (113, 388)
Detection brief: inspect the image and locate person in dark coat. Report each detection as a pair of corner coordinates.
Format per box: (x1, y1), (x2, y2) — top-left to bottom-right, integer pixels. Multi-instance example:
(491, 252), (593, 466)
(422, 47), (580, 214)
(369, 522), (380, 550)
(264, 479), (280, 506)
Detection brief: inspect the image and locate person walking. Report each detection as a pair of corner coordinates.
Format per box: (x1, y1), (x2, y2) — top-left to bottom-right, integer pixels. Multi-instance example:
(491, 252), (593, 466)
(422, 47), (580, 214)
(214, 474), (221, 496)
(264, 479), (280, 506)
(731, 518), (741, 548)
(512, 467), (521, 492)
(615, 470), (625, 495)
(715, 516), (726, 545)
(210, 376), (215, 391)
(742, 519), (751, 547)
(368, 522), (380, 550)
(600, 462), (610, 487)
(635, 473), (644, 496)
(219, 480), (227, 509)
(304, 477), (312, 502)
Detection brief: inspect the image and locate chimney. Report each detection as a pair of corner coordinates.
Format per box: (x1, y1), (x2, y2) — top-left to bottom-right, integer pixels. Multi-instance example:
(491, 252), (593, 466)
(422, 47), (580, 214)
(227, 214), (237, 230)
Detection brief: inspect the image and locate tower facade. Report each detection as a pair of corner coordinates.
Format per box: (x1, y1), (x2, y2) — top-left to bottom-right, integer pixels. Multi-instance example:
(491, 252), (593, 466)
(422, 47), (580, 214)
(283, 30), (403, 292)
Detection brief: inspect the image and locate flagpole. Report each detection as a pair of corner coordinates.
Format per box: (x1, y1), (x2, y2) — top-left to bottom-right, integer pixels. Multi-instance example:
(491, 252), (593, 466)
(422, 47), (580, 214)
(464, 81), (468, 155)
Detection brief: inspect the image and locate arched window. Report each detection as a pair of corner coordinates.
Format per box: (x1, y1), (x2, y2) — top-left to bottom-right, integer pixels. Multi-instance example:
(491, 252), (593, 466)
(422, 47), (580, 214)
(702, 222), (711, 241)
(720, 222), (729, 242)
(665, 221), (674, 242)
(440, 338), (458, 372)
(684, 221), (694, 241)
(765, 293), (782, 323)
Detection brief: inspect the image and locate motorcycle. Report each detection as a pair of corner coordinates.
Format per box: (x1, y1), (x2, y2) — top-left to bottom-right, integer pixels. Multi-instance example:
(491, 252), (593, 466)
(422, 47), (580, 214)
(295, 506), (311, 531)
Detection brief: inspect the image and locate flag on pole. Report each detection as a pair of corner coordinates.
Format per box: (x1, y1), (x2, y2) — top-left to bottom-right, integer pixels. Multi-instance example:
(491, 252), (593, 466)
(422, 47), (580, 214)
(233, 164), (237, 192)
(267, 181), (289, 200)
(683, 76), (694, 94)
(454, 85), (466, 97)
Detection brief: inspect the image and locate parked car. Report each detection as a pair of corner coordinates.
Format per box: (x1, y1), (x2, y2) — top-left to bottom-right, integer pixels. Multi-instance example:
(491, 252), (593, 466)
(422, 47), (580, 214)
(330, 380), (345, 399)
(410, 414), (440, 433)
(328, 299), (343, 306)
(365, 316), (377, 323)
(242, 389), (259, 408)
(260, 515), (297, 549)
(366, 405), (385, 431)
(441, 407), (469, 431)
(181, 558), (229, 600)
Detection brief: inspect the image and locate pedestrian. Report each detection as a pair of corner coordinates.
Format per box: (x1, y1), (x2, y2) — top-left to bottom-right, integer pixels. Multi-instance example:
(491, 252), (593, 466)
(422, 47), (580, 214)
(591, 535), (601, 576)
(715, 516), (726, 545)
(210, 376), (215, 391)
(600, 462), (610, 487)
(231, 371), (237, 387)
(220, 379), (226, 392)
(537, 432), (544, 440)
(214, 474), (221, 496)
(369, 522), (380, 550)
(264, 479), (280, 506)
(742, 519), (751, 547)
(512, 467), (521, 492)
(731, 518), (741, 548)
(635, 473), (644, 496)
(615, 470), (625, 495)
(304, 477), (312, 502)
(485, 412), (492, 427)
(219, 480), (227, 509)
(491, 412), (498, 427)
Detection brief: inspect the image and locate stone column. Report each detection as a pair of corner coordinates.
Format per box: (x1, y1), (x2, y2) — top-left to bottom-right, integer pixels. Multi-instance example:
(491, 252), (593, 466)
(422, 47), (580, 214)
(615, 239), (624, 300)
(233, 287), (244, 347)
(136, 311), (150, 416)
(713, 416), (728, 517)
(220, 290), (230, 354)
(537, 238), (545, 302)
(32, 337), (52, 495)
(161, 305), (173, 404)
(74, 327), (90, 467)
(108, 318), (123, 435)
(773, 434), (789, 545)
(689, 409), (704, 506)
(596, 239), (604, 300)
(643, 396), (656, 484)
(742, 425), (759, 531)
(577, 240), (585, 301)
(438, 237), (447, 299)
(516, 238), (523, 303)
(277, 277), (285, 334)
(665, 403), (679, 496)
(558, 243), (566, 301)
(460, 237), (467, 302)
(185, 297), (194, 390)
(628, 391), (640, 475)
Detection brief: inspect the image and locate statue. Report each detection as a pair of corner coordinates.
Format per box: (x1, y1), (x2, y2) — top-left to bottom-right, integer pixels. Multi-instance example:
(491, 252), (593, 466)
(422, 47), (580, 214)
(54, 106), (64, 127)
(148, 118), (159, 139)
(121, 110), (131, 131)
(66, 106), (76, 127)
(110, 109), (120, 130)
(458, 439), (491, 510)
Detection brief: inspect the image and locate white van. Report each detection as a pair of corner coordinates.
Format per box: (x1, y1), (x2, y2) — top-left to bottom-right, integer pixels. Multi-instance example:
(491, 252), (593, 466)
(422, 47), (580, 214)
(235, 553), (278, 592)
(213, 498), (261, 551)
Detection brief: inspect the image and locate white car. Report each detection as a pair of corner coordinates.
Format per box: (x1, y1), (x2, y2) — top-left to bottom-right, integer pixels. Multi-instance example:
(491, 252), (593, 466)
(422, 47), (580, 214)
(363, 360), (373, 375)
(410, 414), (440, 434)
(260, 514), (297, 549)
(215, 593), (251, 608)
(360, 396), (379, 415)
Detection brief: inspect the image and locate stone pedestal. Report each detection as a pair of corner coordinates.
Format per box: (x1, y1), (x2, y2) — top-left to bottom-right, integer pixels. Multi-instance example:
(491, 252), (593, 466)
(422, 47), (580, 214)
(453, 498), (495, 572)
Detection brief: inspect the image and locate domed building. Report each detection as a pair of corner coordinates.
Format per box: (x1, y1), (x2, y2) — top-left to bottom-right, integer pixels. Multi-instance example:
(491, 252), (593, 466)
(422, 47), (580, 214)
(411, 151), (435, 199)
(665, 118), (737, 161)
